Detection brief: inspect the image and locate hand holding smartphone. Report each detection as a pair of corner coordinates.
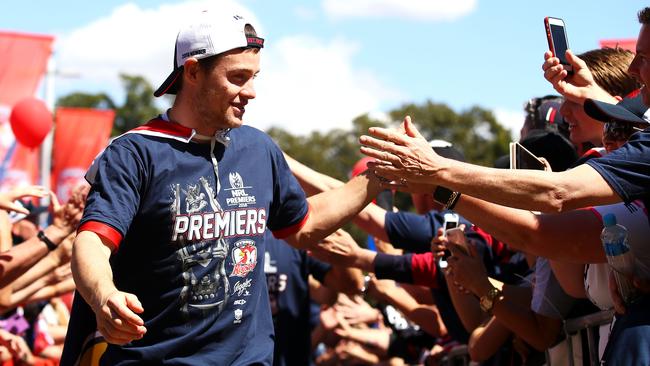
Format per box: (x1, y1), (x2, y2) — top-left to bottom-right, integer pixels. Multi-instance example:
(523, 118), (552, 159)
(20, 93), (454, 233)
(445, 227), (471, 257)
(438, 213), (459, 268)
(544, 17), (572, 73)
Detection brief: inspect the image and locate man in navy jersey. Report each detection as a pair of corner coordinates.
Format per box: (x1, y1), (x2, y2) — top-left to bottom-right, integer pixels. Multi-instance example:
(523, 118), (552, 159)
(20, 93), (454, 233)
(64, 8), (381, 366)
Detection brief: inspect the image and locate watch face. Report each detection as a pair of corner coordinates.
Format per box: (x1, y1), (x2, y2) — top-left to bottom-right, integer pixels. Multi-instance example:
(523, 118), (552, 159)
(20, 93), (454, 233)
(480, 296), (493, 312)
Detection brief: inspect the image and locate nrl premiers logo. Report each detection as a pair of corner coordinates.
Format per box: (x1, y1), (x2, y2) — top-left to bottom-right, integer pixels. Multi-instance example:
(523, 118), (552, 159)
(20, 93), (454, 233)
(230, 240), (257, 277)
(226, 172), (256, 208)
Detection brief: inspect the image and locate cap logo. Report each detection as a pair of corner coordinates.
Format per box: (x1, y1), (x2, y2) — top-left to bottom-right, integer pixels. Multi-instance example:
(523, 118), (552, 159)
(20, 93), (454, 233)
(247, 36), (264, 48)
(182, 49), (207, 59)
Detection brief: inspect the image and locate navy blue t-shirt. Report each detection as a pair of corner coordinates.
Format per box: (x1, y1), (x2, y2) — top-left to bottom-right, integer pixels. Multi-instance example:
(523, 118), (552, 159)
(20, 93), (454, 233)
(264, 233), (330, 366)
(66, 120), (309, 365)
(586, 129), (650, 203)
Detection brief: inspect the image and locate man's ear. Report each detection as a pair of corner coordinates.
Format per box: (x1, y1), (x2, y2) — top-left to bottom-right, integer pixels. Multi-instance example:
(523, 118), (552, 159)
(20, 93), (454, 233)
(182, 58), (200, 88)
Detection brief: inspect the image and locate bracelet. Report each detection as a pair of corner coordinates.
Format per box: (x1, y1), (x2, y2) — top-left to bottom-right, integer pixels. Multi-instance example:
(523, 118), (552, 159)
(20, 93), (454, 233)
(446, 192), (462, 211)
(38, 230), (57, 251)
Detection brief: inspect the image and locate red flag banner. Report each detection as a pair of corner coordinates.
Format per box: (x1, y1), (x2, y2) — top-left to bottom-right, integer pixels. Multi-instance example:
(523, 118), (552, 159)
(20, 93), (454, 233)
(53, 108), (115, 202)
(599, 38), (637, 53)
(0, 31), (54, 191)
(0, 31), (54, 107)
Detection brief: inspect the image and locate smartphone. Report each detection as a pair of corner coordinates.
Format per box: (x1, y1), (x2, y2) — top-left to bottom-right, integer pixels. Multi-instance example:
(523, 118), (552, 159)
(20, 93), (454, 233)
(445, 227), (470, 256)
(509, 142), (546, 171)
(438, 213), (460, 268)
(544, 17), (572, 73)
(442, 213), (460, 237)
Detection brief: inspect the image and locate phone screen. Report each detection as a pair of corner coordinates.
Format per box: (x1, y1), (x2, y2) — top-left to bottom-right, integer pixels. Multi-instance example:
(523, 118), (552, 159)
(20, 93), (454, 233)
(512, 143), (546, 170)
(444, 220), (458, 232)
(550, 23), (569, 65)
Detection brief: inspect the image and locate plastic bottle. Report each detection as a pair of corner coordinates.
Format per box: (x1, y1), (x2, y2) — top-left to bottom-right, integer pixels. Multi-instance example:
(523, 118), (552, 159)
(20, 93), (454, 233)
(601, 213), (637, 304)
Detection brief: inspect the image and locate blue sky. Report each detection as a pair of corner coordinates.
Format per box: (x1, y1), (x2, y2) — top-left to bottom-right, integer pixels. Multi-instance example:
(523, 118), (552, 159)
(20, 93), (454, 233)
(1, 0), (646, 136)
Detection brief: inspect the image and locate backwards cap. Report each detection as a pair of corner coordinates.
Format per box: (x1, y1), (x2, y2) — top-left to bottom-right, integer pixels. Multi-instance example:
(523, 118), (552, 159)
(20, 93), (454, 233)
(583, 91), (650, 125)
(154, 9), (264, 97)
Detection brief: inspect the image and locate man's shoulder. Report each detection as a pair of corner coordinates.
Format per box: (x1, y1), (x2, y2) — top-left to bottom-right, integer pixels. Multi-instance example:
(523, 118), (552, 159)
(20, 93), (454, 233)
(231, 125), (274, 143)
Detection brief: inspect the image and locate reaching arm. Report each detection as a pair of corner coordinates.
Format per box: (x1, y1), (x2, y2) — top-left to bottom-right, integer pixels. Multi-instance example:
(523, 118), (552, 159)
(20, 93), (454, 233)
(447, 249), (562, 351)
(453, 195), (607, 263)
(467, 316), (513, 362)
(10, 234), (74, 292)
(285, 153), (390, 242)
(549, 260), (587, 299)
(71, 230), (146, 345)
(283, 170), (383, 249)
(0, 187), (87, 288)
(360, 118), (621, 213)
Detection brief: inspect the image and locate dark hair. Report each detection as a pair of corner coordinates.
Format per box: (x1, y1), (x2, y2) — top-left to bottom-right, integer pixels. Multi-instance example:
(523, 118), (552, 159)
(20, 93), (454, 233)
(639, 7), (650, 24)
(579, 48), (639, 97)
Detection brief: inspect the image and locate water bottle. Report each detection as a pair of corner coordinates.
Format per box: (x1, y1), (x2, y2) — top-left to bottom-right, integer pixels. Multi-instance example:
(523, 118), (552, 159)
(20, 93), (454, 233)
(601, 213), (637, 304)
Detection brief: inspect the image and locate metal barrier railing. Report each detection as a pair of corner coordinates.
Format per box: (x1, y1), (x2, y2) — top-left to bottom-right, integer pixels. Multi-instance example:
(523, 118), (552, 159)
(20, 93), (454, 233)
(562, 309), (614, 366)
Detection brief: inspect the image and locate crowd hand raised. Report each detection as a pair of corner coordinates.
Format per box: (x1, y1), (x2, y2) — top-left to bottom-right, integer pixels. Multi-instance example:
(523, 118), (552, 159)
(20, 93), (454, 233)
(51, 185), (89, 233)
(310, 229), (360, 267)
(94, 290), (147, 345)
(335, 295), (379, 325)
(542, 50), (614, 105)
(0, 185), (48, 214)
(319, 305), (340, 331)
(446, 242), (489, 296)
(360, 116), (443, 187)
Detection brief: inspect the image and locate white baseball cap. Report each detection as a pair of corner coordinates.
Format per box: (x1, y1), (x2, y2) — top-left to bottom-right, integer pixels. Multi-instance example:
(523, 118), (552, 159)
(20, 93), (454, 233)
(154, 9), (264, 97)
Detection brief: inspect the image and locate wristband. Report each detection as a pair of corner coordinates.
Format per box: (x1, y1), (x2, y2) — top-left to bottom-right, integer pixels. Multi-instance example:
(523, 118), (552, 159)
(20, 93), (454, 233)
(38, 230), (57, 251)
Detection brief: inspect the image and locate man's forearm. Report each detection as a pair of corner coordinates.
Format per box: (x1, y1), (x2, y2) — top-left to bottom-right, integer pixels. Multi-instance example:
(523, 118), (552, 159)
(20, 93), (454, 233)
(71, 231), (118, 311)
(284, 153), (344, 196)
(436, 161), (620, 213)
(288, 172), (382, 248)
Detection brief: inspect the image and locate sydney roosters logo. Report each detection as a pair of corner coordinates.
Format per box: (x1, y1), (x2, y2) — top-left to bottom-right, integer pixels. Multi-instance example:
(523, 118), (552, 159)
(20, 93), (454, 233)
(230, 240), (257, 277)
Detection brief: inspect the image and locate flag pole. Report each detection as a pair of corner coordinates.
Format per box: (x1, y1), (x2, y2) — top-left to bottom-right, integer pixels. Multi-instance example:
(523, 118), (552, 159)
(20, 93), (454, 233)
(39, 55), (55, 227)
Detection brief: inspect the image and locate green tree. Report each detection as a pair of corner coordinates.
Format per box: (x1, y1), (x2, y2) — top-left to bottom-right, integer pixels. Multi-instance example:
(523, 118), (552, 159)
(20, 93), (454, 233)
(114, 74), (161, 135)
(387, 101), (512, 167)
(57, 92), (116, 110)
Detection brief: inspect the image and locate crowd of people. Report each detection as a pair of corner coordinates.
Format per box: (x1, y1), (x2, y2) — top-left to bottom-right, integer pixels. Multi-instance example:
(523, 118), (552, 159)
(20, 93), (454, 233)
(0, 4), (649, 366)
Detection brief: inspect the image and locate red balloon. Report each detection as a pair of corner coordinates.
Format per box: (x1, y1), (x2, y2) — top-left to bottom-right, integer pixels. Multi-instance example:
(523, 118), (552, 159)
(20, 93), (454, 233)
(9, 97), (53, 148)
